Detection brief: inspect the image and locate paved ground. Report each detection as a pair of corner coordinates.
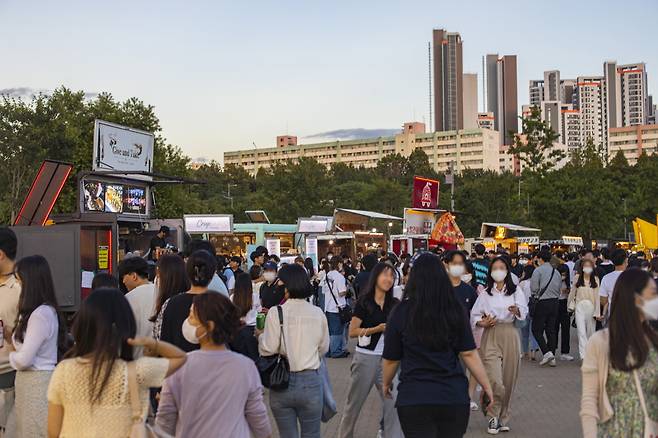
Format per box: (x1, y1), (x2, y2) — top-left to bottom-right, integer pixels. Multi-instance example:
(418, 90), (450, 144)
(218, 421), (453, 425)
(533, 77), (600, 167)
(267, 328), (583, 438)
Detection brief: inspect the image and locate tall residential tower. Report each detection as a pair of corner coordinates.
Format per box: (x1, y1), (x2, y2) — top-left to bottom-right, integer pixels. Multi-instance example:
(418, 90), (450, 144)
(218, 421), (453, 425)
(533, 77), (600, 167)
(433, 29), (463, 132)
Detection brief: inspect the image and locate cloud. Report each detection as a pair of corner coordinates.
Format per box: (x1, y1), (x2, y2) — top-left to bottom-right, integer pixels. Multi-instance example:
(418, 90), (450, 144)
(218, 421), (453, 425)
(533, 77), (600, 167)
(0, 87), (98, 100)
(303, 128), (400, 141)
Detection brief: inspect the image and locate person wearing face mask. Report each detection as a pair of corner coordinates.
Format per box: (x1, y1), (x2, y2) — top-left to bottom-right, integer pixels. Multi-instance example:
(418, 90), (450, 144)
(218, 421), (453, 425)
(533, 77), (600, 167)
(512, 254), (528, 278)
(259, 262), (285, 310)
(323, 257), (350, 358)
(160, 250), (217, 352)
(517, 265), (540, 361)
(156, 293), (272, 438)
(568, 259), (601, 361)
(471, 257), (528, 435)
(581, 269), (658, 438)
(445, 251), (478, 313)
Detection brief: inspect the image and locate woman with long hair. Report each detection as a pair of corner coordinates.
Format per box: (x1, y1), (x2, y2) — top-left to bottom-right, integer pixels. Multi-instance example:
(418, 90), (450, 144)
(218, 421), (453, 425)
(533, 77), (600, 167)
(568, 258), (600, 360)
(581, 269), (658, 437)
(229, 272), (261, 361)
(382, 253), (493, 438)
(8, 255), (66, 437)
(151, 254), (190, 339)
(258, 264), (329, 438)
(471, 256), (528, 434)
(46, 288), (186, 437)
(338, 262), (401, 438)
(160, 250), (217, 352)
(156, 293), (271, 437)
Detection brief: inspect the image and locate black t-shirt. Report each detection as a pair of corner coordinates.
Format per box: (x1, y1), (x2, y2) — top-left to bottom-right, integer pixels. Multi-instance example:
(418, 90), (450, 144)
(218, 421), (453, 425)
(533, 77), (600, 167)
(353, 296), (400, 351)
(160, 293), (199, 353)
(382, 300), (476, 407)
(453, 282), (478, 312)
(229, 325), (259, 362)
(260, 282), (285, 309)
(596, 263), (615, 281)
(353, 271), (371, 299)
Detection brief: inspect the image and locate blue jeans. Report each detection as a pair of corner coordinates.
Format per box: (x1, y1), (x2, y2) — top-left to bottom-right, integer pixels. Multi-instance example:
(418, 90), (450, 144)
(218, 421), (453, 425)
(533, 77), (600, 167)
(270, 370), (323, 438)
(326, 312), (347, 357)
(519, 316), (540, 353)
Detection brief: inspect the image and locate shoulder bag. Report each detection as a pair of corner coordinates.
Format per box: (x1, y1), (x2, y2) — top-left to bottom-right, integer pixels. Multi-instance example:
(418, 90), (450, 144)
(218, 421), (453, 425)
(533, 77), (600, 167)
(528, 268), (555, 318)
(327, 277), (353, 324)
(633, 368), (658, 438)
(127, 361), (158, 438)
(257, 306), (290, 391)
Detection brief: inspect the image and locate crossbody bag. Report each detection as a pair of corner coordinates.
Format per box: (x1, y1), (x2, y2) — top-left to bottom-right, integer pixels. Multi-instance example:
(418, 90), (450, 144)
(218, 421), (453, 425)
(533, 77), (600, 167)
(529, 268), (555, 318)
(327, 278), (353, 324)
(633, 368), (658, 438)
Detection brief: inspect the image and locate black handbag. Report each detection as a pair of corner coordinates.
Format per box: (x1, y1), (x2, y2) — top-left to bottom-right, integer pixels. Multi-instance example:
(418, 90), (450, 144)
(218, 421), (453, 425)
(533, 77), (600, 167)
(327, 278), (353, 324)
(529, 268), (555, 318)
(257, 306), (290, 391)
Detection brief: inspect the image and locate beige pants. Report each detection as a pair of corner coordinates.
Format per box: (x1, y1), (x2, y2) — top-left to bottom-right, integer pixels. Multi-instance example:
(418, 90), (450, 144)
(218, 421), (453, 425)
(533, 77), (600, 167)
(480, 323), (520, 425)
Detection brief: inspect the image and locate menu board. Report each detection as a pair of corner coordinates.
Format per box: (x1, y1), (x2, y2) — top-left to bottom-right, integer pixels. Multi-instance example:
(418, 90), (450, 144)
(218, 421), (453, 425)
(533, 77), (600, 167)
(82, 180), (147, 215)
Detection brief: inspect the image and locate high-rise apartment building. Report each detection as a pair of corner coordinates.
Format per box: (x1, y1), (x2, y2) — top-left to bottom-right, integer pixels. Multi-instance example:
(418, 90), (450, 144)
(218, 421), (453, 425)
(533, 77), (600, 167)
(485, 54), (518, 145)
(574, 76), (606, 147)
(529, 61), (650, 152)
(463, 73), (478, 129)
(433, 29), (463, 132)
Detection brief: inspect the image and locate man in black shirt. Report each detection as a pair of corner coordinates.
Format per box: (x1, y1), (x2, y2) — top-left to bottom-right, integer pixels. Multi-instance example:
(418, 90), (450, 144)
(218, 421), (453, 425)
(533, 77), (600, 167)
(353, 254), (378, 299)
(444, 250), (478, 312)
(259, 261), (284, 309)
(148, 226), (170, 260)
(471, 244), (490, 287)
(229, 256), (243, 276)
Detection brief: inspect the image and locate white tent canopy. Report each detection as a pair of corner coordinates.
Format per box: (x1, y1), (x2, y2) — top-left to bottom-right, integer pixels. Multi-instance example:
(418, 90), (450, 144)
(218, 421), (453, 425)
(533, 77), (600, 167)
(334, 208), (402, 221)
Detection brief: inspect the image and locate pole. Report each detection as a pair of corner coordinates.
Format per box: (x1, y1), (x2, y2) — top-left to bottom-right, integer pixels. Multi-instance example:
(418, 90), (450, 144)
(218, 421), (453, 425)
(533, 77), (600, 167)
(450, 161), (455, 211)
(623, 198), (627, 241)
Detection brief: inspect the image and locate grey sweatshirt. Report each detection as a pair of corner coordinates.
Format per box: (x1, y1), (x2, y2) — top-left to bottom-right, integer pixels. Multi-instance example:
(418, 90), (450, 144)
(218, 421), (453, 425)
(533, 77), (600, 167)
(530, 263), (562, 300)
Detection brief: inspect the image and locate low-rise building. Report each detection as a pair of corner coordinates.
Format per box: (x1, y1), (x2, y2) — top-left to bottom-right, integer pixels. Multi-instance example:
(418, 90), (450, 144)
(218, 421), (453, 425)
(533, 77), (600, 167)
(224, 122), (503, 175)
(608, 124), (658, 165)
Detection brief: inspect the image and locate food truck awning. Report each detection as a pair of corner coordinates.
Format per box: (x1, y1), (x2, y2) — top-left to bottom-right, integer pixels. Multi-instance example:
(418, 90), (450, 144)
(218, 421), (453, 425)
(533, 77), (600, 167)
(317, 232), (355, 241)
(481, 222), (541, 232)
(335, 209), (402, 221)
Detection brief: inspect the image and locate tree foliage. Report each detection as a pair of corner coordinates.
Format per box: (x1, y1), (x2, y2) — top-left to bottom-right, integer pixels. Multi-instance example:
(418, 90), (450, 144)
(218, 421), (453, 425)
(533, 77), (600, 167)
(0, 87), (656, 241)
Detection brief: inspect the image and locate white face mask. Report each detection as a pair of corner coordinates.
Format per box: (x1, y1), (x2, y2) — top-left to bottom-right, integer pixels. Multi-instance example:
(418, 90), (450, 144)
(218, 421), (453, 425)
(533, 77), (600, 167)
(583, 267), (594, 275)
(448, 264), (465, 278)
(461, 273), (473, 284)
(263, 271), (276, 282)
(182, 318), (206, 344)
(640, 297), (658, 321)
(491, 269), (507, 283)
(519, 259), (528, 266)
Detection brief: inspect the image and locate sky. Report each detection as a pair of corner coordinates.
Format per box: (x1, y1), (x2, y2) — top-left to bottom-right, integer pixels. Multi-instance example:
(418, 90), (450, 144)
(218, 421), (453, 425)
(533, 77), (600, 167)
(1, 0), (657, 163)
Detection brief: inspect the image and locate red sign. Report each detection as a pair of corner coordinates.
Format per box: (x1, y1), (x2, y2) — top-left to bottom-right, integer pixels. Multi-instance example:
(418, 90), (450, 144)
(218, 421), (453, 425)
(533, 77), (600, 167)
(412, 176), (439, 209)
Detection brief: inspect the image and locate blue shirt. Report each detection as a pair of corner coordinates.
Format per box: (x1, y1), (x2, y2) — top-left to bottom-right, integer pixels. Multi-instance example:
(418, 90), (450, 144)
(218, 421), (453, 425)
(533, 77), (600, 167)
(471, 258), (490, 287)
(382, 300), (475, 407)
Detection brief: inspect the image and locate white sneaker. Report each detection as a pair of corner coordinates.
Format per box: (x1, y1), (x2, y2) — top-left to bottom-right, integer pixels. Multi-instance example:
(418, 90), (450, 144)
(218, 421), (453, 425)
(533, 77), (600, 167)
(560, 354), (575, 361)
(377, 430), (383, 438)
(470, 401), (479, 411)
(499, 424), (510, 432)
(549, 357), (557, 367)
(539, 351), (555, 366)
(487, 417), (500, 435)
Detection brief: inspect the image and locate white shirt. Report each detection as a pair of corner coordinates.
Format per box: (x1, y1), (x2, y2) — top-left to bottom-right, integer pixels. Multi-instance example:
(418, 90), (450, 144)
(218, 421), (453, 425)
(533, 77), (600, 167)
(599, 270), (623, 316)
(258, 299), (330, 372)
(565, 261), (576, 287)
(470, 284), (528, 327)
(517, 279), (532, 306)
(356, 335), (385, 356)
(125, 283), (156, 356)
(10, 305), (58, 371)
(322, 270), (347, 313)
(393, 285), (404, 301)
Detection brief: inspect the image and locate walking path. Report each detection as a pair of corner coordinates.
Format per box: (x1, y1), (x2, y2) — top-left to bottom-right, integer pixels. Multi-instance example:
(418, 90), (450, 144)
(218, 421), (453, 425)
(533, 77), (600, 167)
(268, 330), (583, 437)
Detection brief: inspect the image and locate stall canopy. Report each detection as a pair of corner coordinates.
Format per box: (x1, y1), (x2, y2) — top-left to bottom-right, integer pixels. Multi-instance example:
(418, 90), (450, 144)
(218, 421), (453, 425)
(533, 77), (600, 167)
(480, 222), (541, 239)
(333, 208), (402, 232)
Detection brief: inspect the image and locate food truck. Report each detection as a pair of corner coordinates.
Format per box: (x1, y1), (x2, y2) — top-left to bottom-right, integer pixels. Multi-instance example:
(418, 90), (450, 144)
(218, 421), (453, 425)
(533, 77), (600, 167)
(479, 222), (541, 254)
(390, 209), (464, 254)
(11, 121), (196, 312)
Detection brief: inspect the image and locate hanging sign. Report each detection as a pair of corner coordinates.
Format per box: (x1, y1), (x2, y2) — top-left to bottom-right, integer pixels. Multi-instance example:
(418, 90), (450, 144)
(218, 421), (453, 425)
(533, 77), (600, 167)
(412, 176), (440, 210)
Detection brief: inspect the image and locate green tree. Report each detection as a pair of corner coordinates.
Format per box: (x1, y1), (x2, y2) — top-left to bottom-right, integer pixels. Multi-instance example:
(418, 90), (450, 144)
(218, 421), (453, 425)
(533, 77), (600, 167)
(508, 106), (564, 175)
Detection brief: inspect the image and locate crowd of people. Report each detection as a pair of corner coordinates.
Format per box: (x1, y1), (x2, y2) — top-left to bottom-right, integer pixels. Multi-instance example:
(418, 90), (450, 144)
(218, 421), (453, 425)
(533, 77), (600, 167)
(0, 224), (656, 437)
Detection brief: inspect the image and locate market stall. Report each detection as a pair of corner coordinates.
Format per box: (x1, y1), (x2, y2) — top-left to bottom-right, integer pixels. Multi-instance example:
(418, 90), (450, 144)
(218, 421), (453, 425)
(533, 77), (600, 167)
(479, 222), (541, 254)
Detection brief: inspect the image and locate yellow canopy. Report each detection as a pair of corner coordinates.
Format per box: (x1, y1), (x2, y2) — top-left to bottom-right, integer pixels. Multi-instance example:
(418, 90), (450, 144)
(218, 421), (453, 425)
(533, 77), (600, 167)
(632, 217), (658, 250)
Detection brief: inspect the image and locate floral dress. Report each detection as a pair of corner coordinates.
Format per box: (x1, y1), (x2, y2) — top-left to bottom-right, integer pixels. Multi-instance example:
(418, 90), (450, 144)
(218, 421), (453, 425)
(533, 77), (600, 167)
(599, 347), (658, 437)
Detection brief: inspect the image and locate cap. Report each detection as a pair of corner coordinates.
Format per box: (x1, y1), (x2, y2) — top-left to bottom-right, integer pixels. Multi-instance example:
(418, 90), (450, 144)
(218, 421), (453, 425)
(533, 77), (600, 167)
(263, 261), (278, 271)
